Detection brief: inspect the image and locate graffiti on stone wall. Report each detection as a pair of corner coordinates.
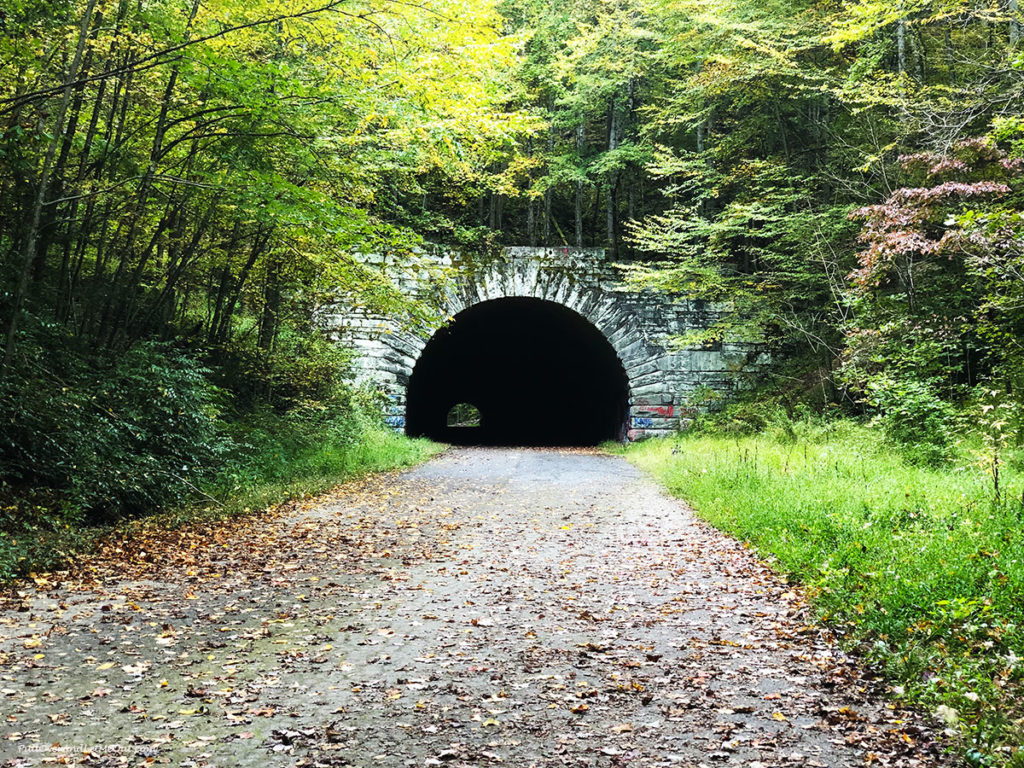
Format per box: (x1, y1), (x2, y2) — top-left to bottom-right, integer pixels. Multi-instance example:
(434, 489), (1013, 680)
(632, 403), (674, 417)
(384, 395), (405, 430)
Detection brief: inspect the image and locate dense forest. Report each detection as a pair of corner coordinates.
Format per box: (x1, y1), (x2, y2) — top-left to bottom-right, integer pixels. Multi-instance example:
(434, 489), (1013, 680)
(0, 0), (528, 537)
(4, 0), (1022, 472)
(2, 0), (1024, 759)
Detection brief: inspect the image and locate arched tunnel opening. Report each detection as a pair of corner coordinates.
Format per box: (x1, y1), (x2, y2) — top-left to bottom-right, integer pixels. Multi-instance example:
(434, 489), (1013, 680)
(405, 298), (630, 446)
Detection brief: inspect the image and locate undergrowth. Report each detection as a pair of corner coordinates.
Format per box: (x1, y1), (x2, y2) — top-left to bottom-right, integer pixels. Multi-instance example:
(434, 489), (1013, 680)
(0, 393), (441, 582)
(0, 325), (442, 582)
(613, 418), (1024, 766)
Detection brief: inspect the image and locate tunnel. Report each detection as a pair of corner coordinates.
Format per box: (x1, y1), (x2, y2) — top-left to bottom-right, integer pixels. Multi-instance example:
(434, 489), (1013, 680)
(405, 297), (630, 446)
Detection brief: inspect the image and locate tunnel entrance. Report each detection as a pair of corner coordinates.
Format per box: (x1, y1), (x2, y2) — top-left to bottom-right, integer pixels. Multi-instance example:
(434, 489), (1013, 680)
(405, 298), (630, 446)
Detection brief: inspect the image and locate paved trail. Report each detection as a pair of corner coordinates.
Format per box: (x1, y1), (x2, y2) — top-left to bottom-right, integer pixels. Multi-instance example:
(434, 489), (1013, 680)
(1, 448), (945, 767)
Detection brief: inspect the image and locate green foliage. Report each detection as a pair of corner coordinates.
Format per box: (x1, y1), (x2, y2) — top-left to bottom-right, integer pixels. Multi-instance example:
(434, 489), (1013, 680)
(616, 424), (1024, 764)
(0, 328), (225, 519)
(0, 0), (533, 373)
(214, 326), (355, 412)
(841, 140), (1023, 394)
(866, 376), (958, 463)
(0, 0), (481, 579)
(487, 0), (662, 250)
(0, 328), (441, 580)
(446, 402), (482, 427)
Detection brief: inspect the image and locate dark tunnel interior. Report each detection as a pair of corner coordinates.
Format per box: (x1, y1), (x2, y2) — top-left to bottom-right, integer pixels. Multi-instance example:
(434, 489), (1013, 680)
(405, 298), (630, 446)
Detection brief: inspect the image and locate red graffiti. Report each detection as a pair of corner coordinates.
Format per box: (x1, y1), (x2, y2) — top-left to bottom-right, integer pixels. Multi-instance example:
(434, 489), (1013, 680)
(632, 404), (673, 417)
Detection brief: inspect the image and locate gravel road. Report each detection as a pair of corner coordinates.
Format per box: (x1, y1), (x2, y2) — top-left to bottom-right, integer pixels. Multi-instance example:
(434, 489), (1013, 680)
(0, 448), (946, 767)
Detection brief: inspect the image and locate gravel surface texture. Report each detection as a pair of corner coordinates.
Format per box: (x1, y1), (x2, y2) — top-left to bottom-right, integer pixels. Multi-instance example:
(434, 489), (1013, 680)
(0, 447), (948, 767)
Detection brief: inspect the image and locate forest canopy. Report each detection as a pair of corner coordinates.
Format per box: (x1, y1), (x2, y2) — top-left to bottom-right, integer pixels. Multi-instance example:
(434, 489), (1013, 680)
(0, 0), (535, 520)
(489, 0), (1024, 457)
(1, 0), (1023, 528)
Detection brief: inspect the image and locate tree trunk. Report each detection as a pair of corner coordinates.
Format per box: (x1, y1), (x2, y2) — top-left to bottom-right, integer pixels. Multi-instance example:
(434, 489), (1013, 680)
(896, 18), (908, 74)
(575, 124), (584, 248)
(98, 0), (201, 347)
(488, 193), (504, 233)
(257, 258), (282, 379)
(543, 127), (554, 246)
(1, 0), (98, 378)
(214, 227), (273, 344)
(606, 105), (619, 253)
(527, 199), (536, 247)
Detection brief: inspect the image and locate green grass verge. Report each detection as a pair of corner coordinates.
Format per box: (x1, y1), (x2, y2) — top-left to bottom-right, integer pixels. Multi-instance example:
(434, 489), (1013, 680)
(205, 422), (443, 520)
(611, 422), (1024, 766)
(1, 425), (443, 581)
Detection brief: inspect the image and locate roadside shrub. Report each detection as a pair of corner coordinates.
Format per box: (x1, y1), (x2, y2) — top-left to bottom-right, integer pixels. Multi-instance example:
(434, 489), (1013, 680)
(213, 327), (353, 412)
(687, 399), (783, 435)
(865, 376), (958, 463)
(0, 328), (226, 520)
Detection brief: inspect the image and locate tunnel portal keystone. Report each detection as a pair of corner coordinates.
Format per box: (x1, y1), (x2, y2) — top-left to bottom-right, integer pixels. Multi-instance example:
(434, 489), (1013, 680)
(324, 246), (766, 440)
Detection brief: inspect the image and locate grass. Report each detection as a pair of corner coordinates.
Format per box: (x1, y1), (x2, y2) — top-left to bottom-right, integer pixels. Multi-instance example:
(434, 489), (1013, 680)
(208, 415), (443, 519)
(611, 420), (1024, 766)
(1, 419), (442, 581)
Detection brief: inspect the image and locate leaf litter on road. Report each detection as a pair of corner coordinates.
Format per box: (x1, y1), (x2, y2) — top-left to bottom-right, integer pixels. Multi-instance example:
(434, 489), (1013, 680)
(0, 448), (948, 767)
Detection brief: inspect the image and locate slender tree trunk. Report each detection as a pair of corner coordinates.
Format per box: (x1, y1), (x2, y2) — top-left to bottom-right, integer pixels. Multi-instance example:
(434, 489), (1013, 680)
(257, 258), (282, 388)
(607, 79), (635, 256)
(214, 227), (273, 344)
(543, 127), (554, 246)
(208, 222), (241, 344)
(47, 19), (101, 297)
(574, 182), (584, 247)
(99, 0), (201, 346)
(525, 139), (536, 246)
(1, 0), (98, 377)
(488, 193), (504, 232)
(527, 199), (536, 247)
(130, 193), (215, 338)
(543, 188), (552, 246)
(897, 18), (908, 74)
(914, 24), (928, 81)
(606, 107), (618, 253)
(575, 124), (584, 248)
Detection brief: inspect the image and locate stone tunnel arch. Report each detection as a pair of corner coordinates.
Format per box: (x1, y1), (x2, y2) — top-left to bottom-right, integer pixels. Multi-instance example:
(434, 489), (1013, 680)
(331, 247), (767, 440)
(404, 297), (630, 445)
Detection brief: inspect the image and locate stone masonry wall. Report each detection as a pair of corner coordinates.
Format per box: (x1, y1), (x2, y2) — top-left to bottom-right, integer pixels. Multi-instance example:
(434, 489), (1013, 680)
(321, 246), (767, 440)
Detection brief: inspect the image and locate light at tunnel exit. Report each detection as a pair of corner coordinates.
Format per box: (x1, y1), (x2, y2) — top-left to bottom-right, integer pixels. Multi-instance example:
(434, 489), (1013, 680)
(404, 297), (630, 446)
